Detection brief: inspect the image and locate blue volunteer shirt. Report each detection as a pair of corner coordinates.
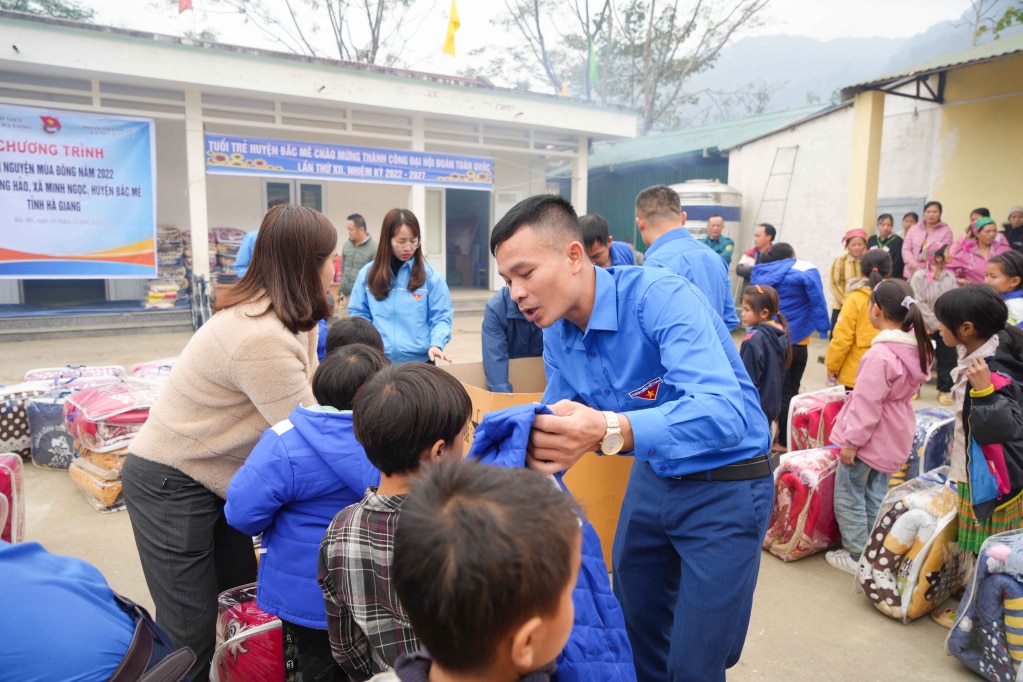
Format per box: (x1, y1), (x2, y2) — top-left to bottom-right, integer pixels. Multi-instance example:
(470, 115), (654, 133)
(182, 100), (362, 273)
(643, 228), (739, 330)
(541, 266), (770, 477)
(609, 240), (635, 266)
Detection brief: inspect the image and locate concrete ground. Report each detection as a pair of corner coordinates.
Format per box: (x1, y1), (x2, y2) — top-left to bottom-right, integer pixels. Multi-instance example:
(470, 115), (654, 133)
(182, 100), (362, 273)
(1, 325), (975, 681)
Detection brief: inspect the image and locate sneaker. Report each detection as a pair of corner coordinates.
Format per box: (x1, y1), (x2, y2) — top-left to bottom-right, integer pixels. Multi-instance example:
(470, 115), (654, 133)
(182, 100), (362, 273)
(937, 392), (953, 406)
(825, 549), (859, 575)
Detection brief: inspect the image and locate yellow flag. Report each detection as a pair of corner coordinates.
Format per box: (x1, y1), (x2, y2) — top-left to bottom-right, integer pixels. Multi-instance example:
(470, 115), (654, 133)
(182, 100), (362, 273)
(443, 0), (460, 56)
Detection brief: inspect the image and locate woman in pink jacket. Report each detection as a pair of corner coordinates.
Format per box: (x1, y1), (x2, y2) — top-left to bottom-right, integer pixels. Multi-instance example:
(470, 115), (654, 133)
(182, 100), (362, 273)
(902, 201), (953, 279)
(949, 216), (1009, 285)
(824, 279), (934, 574)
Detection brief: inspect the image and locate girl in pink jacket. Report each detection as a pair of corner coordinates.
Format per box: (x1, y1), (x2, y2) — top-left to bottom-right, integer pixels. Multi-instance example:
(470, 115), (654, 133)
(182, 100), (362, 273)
(824, 279), (935, 574)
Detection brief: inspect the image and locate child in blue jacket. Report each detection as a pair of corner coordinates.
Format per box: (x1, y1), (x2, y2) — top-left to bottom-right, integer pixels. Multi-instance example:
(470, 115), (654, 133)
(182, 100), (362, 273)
(225, 344), (389, 682)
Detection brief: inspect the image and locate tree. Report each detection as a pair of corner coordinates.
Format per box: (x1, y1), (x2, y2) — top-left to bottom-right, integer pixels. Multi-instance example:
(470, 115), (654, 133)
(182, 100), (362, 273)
(471, 0), (771, 135)
(976, 0), (1023, 39)
(171, 0), (433, 65)
(0, 0), (94, 21)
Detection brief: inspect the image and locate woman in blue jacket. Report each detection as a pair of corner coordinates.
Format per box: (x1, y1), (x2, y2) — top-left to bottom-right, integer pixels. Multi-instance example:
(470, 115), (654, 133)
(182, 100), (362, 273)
(348, 209), (454, 364)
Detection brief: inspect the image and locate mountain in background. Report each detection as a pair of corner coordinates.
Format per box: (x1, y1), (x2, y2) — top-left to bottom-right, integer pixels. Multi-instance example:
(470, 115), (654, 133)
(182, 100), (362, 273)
(678, 0), (1022, 126)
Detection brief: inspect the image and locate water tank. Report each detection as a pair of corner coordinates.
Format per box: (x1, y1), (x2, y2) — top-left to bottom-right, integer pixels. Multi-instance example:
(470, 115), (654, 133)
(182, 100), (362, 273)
(668, 179), (742, 241)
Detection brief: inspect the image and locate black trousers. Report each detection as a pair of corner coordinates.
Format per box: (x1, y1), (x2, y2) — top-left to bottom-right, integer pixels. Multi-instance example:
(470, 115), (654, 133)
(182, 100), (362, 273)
(122, 455), (257, 682)
(778, 344), (809, 445)
(282, 620), (342, 682)
(933, 330), (957, 393)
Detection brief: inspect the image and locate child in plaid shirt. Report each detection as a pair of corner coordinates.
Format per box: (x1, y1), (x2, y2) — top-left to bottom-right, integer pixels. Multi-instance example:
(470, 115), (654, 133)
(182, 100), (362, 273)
(317, 363), (471, 681)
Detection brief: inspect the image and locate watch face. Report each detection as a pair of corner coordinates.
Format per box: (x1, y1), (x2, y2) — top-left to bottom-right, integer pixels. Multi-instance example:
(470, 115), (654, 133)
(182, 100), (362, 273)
(602, 432), (624, 455)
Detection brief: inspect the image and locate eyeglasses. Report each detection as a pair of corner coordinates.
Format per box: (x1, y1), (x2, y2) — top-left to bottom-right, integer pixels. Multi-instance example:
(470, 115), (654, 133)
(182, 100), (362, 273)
(392, 238), (420, 248)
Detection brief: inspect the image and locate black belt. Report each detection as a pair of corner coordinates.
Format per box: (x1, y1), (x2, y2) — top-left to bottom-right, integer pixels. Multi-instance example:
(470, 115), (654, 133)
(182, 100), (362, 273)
(674, 452), (778, 482)
(108, 593), (195, 682)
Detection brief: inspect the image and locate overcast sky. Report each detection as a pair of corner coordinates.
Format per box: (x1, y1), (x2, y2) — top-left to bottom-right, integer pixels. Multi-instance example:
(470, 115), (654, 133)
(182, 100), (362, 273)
(81, 0), (972, 76)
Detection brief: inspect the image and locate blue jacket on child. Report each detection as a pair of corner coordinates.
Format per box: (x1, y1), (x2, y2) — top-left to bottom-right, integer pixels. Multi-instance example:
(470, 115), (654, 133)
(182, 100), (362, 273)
(225, 405), (380, 628)
(751, 258), (831, 343)
(468, 404), (636, 682)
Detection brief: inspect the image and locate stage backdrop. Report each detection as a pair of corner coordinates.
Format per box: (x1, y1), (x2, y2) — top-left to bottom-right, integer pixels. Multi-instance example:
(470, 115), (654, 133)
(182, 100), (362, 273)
(0, 105), (157, 278)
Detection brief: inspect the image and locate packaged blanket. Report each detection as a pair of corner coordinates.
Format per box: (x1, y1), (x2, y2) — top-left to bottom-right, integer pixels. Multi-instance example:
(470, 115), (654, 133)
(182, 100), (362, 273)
(23, 365), (125, 382)
(63, 379), (161, 453)
(0, 381), (52, 458)
(856, 467), (971, 623)
(68, 457), (124, 511)
(27, 379), (117, 469)
(130, 358), (177, 381)
(786, 386), (846, 452)
(212, 583), (284, 682)
(889, 407), (955, 490)
(763, 446), (842, 561)
(0, 453), (24, 543)
(947, 529), (1023, 681)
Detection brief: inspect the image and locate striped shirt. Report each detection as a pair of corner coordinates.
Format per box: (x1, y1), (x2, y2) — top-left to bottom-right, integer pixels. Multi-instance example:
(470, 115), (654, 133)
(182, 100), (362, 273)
(318, 489), (419, 681)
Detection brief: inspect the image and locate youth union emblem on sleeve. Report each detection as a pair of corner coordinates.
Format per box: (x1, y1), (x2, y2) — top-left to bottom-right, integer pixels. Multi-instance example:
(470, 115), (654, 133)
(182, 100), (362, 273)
(628, 377), (663, 400)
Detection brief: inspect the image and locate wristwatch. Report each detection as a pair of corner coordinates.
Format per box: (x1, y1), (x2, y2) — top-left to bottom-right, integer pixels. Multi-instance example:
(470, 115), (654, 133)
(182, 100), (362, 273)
(599, 411), (624, 456)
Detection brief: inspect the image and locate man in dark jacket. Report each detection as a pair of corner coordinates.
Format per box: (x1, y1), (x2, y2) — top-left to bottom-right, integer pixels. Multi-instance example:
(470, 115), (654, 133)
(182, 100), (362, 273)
(482, 286), (544, 392)
(751, 243), (831, 449)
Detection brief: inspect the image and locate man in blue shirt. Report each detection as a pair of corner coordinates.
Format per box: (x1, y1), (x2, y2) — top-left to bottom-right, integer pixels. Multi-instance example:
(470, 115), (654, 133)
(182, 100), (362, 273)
(482, 286), (544, 392)
(235, 197), (289, 278)
(580, 213), (635, 267)
(491, 194), (774, 682)
(637, 185), (739, 330)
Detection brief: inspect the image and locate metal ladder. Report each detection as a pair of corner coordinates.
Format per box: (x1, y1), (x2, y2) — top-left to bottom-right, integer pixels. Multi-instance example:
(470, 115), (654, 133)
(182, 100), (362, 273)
(753, 145), (799, 237)
(733, 145), (800, 308)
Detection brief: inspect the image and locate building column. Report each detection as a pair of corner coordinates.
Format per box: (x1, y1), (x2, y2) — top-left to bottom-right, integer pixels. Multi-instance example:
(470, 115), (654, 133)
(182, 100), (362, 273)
(183, 90), (210, 279)
(571, 137), (588, 214)
(409, 115), (427, 245)
(845, 90), (885, 234)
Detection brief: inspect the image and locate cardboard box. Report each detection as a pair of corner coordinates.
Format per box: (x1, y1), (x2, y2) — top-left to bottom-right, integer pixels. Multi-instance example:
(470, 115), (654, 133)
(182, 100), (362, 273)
(443, 357), (633, 571)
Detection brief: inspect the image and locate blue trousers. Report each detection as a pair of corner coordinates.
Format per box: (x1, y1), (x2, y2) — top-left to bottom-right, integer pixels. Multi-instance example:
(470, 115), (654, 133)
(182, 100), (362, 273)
(612, 460), (774, 682)
(833, 459), (889, 557)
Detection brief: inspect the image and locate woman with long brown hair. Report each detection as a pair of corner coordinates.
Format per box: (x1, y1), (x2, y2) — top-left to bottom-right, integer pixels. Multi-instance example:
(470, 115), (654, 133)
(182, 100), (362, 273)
(122, 204), (336, 681)
(347, 208), (454, 364)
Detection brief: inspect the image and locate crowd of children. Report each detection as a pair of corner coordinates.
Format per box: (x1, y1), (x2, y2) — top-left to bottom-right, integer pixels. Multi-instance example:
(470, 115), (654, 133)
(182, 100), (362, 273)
(737, 204), (1023, 634)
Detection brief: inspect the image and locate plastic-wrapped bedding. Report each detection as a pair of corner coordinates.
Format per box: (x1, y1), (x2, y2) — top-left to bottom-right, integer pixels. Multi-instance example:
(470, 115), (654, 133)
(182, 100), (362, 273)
(947, 529), (1023, 681)
(856, 467), (971, 623)
(211, 583), (284, 682)
(763, 446), (842, 561)
(889, 407), (955, 490)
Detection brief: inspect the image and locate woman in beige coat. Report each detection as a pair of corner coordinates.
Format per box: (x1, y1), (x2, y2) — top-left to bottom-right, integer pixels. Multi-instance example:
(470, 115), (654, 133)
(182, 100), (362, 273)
(122, 204), (337, 681)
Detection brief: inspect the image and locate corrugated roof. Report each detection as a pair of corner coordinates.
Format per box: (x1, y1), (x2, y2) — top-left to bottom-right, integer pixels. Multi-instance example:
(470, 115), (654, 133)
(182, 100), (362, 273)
(580, 104), (830, 170)
(842, 31), (1023, 97)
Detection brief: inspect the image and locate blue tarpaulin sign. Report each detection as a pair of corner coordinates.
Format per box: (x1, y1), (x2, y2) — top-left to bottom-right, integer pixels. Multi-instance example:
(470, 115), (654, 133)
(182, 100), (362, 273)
(0, 104), (157, 279)
(204, 134), (493, 190)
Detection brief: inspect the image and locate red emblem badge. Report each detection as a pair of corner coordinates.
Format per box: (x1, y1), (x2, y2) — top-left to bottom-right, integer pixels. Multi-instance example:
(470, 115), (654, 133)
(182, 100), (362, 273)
(40, 115), (61, 134)
(628, 377), (663, 401)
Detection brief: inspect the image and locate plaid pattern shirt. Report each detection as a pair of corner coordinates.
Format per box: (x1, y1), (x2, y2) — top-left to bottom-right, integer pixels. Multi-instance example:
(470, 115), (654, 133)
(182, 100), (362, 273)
(318, 489), (420, 681)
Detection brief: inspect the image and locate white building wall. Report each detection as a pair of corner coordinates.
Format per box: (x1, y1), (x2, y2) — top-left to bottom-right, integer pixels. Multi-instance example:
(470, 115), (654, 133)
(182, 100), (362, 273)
(727, 98), (947, 307)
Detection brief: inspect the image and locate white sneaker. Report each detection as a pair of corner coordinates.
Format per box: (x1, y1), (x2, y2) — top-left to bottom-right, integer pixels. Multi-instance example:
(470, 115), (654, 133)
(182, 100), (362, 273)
(825, 549), (859, 575)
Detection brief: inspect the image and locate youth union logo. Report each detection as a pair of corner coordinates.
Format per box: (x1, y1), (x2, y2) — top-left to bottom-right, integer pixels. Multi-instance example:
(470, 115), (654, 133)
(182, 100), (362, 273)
(40, 115), (61, 134)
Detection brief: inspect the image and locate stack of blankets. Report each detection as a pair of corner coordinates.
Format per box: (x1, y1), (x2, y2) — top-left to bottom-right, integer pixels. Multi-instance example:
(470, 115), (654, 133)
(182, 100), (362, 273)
(212, 227), (246, 283)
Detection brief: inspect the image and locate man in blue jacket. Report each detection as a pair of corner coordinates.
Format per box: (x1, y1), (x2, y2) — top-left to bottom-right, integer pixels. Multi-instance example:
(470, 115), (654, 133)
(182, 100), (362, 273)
(751, 242), (831, 449)
(235, 197), (289, 278)
(580, 213), (635, 267)
(482, 286), (544, 392)
(636, 185), (740, 330)
(491, 194), (774, 682)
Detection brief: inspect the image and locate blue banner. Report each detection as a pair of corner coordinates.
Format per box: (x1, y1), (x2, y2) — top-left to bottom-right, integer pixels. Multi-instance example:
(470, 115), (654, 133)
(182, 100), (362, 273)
(204, 134), (493, 190)
(0, 105), (157, 279)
